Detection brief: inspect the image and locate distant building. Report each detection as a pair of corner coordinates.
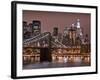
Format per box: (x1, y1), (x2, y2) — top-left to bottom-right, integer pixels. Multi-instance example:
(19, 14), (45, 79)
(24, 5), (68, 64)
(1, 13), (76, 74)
(32, 20), (41, 36)
(63, 27), (69, 36)
(76, 19), (80, 28)
(58, 33), (62, 42)
(76, 19), (84, 44)
(23, 21), (27, 34)
(68, 25), (77, 45)
(62, 27), (70, 46)
(29, 23), (32, 32)
(23, 21), (32, 39)
(53, 27), (58, 37)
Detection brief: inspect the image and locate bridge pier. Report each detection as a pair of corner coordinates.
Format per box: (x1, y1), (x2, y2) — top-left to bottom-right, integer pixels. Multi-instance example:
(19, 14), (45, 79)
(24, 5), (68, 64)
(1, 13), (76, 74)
(40, 48), (52, 62)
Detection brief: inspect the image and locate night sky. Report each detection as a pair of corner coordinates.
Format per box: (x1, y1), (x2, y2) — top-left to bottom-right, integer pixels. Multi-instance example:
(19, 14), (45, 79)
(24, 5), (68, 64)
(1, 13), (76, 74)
(23, 10), (91, 40)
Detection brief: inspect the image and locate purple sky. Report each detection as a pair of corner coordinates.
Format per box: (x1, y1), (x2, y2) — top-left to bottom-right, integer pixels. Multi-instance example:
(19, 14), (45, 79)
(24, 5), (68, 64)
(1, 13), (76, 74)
(23, 10), (91, 39)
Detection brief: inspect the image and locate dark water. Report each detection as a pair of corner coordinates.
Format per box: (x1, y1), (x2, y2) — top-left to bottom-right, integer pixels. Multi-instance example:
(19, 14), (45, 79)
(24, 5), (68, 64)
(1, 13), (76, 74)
(23, 62), (90, 69)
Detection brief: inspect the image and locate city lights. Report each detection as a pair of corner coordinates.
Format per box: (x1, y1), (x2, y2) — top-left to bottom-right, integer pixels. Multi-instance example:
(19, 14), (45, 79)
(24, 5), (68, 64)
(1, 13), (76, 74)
(23, 19), (90, 67)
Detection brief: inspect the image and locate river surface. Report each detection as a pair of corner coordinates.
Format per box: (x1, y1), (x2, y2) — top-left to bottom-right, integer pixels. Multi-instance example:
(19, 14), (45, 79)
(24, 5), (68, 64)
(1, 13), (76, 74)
(23, 62), (90, 69)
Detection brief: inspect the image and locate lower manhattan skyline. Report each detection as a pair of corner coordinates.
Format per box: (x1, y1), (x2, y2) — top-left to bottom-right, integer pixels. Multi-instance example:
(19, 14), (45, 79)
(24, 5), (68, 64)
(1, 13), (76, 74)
(23, 10), (91, 40)
(23, 10), (91, 69)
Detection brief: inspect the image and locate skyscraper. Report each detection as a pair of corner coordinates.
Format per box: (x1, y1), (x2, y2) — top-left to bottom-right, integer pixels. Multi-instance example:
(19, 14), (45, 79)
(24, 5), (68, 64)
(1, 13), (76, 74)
(23, 21), (32, 39)
(53, 27), (58, 37)
(62, 27), (69, 46)
(32, 20), (41, 36)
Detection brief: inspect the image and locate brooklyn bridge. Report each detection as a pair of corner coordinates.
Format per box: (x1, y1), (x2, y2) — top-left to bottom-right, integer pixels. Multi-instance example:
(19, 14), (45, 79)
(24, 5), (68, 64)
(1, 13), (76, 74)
(23, 20), (90, 69)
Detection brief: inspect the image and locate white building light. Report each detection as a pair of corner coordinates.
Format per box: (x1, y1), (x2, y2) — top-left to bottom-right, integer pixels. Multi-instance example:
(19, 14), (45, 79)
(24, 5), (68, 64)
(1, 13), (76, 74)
(76, 19), (80, 28)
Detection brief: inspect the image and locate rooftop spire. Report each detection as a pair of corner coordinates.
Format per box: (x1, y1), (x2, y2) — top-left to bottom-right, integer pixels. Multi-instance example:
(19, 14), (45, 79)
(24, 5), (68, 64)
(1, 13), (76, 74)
(76, 19), (80, 28)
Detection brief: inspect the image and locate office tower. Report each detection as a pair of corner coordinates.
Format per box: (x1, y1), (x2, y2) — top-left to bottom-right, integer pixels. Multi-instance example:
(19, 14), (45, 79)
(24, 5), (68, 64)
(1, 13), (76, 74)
(68, 24), (77, 45)
(32, 20), (41, 36)
(23, 21), (31, 39)
(23, 21), (27, 34)
(53, 27), (58, 37)
(76, 19), (83, 41)
(62, 27), (69, 46)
